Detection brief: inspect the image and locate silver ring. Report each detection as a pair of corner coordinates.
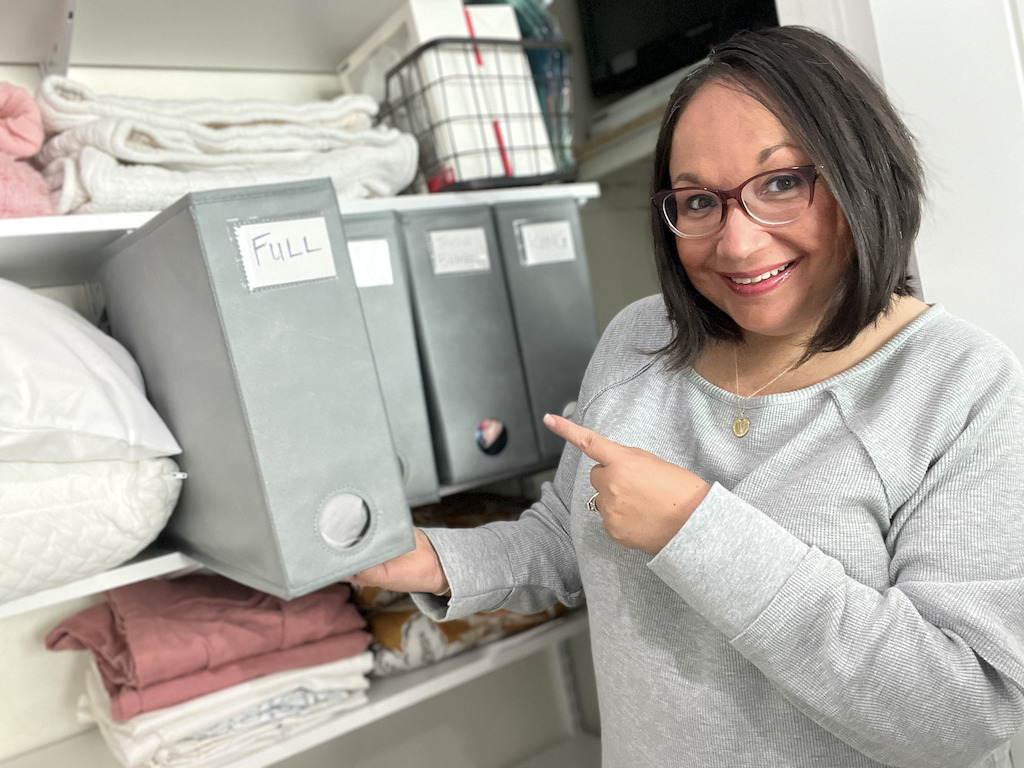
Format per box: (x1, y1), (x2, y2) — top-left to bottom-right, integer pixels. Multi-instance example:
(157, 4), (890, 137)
(585, 491), (599, 512)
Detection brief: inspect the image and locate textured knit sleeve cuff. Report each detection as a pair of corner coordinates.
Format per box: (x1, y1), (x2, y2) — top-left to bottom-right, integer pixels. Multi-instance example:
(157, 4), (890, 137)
(647, 481), (810, 639)
(409, 526), (515, 621)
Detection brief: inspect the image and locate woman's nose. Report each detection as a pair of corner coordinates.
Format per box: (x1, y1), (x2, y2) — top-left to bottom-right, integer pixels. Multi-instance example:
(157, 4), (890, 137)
(716, 199), (771, 259)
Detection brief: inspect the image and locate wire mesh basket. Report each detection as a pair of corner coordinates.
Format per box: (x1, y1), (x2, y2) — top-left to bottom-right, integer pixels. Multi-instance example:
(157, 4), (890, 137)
(378, 37), (576, 193)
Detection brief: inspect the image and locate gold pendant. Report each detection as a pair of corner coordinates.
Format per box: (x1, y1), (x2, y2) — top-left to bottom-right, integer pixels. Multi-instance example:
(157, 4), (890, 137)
(733, 414), (750, 438)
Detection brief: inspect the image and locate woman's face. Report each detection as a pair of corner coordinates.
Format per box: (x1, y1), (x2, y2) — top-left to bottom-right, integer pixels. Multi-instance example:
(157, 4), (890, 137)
(668, 82), (853, 345)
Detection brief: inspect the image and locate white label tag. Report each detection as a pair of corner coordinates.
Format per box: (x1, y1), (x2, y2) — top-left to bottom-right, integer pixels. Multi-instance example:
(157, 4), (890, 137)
(235, 217), (337, 291)
(429, 227), (491, 274)
(518, 219), (576, 265)
(347, 239), (394, 287)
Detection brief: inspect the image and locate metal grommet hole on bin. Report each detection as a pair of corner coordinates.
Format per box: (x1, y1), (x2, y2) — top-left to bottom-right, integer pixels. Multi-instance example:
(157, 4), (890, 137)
(476, 418), (508, 456)
(318, 493), (371, 550)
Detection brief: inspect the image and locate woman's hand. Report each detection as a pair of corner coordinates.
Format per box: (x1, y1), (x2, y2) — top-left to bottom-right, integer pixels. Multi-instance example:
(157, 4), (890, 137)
(543, 413), (711, 555)
(348, 528), (449, 595)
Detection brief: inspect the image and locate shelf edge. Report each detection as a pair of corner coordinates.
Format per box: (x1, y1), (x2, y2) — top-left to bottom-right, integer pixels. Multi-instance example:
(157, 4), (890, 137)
(0, 547), (202, 620)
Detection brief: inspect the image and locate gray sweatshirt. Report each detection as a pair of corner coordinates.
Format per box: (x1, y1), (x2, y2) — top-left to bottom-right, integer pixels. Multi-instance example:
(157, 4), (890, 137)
(415, 297), (1024, 768)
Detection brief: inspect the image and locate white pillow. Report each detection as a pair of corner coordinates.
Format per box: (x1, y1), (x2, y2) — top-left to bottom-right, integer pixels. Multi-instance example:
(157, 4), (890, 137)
(0, 277), (181, 461)
(0, 457), (184, 602)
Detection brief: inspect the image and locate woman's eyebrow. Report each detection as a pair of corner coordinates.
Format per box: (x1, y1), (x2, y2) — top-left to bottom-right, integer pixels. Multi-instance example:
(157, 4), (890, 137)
(671, 171), (702, 186)
(670, 143), (801, 187)
(757, 142), (799, 164)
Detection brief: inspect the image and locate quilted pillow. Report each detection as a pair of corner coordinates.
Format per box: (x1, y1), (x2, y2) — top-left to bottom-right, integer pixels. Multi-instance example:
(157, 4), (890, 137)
(0, 457), (183, 602)
(0, 277), (180, 462)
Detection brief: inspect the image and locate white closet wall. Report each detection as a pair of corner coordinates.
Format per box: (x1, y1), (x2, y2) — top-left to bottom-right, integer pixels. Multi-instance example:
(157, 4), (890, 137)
(775, 0), (1024, 363)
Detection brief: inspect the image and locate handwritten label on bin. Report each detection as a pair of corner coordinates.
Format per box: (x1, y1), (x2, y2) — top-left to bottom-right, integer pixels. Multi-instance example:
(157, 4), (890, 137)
(429, 227), (491, 275)
(518, 220), (577, 266)
(347, 239), (394, 288)
(235, 217), (337, 291)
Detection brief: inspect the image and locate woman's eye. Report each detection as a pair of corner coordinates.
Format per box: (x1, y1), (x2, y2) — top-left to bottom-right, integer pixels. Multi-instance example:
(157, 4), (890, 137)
(761, 174), (802, 195)
(681, 192), (718, 215)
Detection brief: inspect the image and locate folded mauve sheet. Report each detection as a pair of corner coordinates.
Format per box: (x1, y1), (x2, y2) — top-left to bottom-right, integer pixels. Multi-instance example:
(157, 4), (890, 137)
(47, 574), (370, 720)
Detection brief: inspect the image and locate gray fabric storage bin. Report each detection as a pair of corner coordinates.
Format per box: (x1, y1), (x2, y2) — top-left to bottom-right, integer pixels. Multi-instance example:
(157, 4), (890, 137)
(492, 198), (600, 462)
(91, 179), (414, 599)
(340, 210), (439, 506)
(399, 206), (541, 488)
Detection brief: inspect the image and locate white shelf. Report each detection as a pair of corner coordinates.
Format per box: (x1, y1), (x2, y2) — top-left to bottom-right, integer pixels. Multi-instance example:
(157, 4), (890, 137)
(0, 183), (600, 288)
(577, 114), (662, 182)
(0, 545), (201, 620)
(0, 610), (591, 768)
(0, 210), (153, 288)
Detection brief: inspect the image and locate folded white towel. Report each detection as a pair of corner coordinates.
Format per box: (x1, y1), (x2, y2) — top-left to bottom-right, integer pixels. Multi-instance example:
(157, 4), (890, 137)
(38, 115), (405, 170)
(80, 651), (373, 768)
(37, 75), (379, 134)
(44, 139), (419, 214)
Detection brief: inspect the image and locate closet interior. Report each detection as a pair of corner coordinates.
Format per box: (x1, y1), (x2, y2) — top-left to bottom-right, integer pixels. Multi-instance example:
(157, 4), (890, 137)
(0, 1), (603, 766)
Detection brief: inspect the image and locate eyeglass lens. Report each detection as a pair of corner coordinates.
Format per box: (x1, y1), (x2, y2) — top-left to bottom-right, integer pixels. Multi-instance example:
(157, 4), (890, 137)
(661, 167), (815, 238)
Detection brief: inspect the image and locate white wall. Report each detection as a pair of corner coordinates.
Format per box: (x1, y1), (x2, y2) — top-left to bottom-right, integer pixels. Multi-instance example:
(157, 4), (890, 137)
(579, 159), (661, 330)
(779, 0), (1024, 363)
(870, 0), (1024, 362)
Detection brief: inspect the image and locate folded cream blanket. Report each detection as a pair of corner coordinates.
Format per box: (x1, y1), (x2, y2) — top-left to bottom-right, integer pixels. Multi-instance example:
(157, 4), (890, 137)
(37, 76), (419, 213)
(45, 140), (418, 214)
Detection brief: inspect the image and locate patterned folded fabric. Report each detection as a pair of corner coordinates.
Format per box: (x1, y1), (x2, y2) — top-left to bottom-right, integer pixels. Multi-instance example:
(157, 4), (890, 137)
(353, 492), (574, 677)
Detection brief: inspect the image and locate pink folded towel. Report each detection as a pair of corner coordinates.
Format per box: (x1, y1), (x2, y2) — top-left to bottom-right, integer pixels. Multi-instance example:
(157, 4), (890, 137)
(0, 82), (54, 217)
(0, 82), (45, 159)
(0, 155), (55, 217)
(47, 573), (371, 720)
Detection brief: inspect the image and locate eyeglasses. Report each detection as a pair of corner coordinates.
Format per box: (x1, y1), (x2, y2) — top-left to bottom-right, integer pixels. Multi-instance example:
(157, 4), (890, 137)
(653, 165), (821, 239)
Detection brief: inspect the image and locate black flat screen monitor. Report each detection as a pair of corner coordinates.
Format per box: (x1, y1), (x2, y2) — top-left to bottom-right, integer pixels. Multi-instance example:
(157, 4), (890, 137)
(578, 0), (779, 98)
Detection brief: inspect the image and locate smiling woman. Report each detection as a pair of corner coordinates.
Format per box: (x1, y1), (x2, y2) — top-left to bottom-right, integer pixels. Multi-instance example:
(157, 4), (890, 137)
(349, 25), (1024, 768)
(663, 81), (864, 383)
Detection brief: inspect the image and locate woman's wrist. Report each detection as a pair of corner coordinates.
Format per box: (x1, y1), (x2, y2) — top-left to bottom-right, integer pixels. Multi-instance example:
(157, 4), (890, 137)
(416, 528), (451, 597)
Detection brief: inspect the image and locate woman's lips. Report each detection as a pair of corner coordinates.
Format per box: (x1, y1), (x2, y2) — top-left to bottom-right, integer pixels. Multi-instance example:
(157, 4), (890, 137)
(721, 260), (795, 295)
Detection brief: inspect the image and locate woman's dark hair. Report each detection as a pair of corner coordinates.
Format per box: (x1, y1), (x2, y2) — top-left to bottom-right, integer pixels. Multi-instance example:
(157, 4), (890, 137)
(650, 25), (923, 368)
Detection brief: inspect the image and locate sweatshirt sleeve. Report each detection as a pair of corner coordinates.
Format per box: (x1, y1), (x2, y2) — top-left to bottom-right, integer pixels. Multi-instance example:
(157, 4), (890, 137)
(649, 355), (1024, 767)
(411, 443), (586, 621)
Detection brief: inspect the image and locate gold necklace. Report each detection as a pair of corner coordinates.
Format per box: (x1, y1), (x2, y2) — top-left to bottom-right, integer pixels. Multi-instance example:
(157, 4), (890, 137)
(732, 346), (800, 438)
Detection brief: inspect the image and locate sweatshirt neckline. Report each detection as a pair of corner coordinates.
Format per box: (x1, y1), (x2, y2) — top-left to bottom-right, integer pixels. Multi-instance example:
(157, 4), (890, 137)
(682, 304), (945, 407)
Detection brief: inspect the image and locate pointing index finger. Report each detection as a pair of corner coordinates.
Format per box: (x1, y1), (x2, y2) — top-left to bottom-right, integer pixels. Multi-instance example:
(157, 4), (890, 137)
(543, 413), (619, 465)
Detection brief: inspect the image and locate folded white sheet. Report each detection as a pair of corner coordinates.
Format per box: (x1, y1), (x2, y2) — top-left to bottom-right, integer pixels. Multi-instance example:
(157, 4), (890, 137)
(44, 139), (418, 214)
(37, 75), (379, 133)
(80, 651), (374, 768)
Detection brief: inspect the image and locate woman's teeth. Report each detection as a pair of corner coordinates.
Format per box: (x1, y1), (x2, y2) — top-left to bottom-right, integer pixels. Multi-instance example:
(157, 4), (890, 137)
(729, 262), (792, 285)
